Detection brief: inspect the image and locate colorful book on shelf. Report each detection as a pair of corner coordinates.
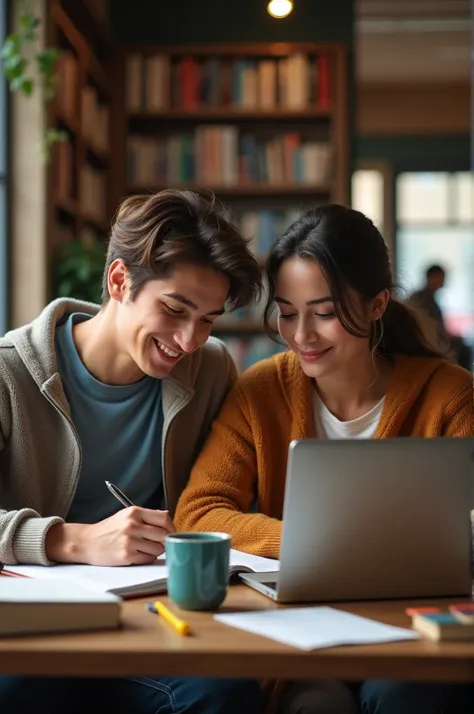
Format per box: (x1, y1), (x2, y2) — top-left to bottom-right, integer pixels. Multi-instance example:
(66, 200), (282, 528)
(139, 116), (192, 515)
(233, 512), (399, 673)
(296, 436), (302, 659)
(239, 208), (303, 255)
(125, 51), (331, 111)
(127, 130), (332, 187)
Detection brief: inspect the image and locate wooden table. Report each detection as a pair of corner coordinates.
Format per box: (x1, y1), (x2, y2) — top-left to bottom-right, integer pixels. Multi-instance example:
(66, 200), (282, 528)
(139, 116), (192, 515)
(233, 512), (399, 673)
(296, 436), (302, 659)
(1, 586), (474, 682)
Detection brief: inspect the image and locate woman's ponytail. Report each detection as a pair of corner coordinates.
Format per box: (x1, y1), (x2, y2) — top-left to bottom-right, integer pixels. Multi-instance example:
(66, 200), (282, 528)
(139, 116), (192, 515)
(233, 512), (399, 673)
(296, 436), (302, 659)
(379, 298), (447, 359)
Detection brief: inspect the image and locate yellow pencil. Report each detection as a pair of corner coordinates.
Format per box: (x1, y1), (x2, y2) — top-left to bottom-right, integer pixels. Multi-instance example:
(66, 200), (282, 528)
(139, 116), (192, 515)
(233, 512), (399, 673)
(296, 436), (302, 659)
(148, 601), (191, 636)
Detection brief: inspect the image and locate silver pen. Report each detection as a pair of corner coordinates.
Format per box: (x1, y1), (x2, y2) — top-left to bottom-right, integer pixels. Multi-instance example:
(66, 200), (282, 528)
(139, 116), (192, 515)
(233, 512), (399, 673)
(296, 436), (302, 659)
(105, 480), (135, 508)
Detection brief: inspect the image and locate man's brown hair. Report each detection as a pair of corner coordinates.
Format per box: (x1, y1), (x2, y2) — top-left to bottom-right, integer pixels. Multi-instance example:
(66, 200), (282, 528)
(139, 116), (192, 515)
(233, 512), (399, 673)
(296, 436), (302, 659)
(103, 189), (261, 309)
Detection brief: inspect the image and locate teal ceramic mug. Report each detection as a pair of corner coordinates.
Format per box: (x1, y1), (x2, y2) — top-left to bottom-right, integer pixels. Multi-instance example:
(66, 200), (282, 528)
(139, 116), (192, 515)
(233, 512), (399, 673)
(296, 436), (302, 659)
(165, 532), (231, 611)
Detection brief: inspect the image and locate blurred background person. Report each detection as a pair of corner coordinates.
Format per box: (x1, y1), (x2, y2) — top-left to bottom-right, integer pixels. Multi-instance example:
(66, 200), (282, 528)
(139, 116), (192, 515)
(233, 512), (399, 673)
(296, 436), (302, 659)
(409, 264), (471, 370)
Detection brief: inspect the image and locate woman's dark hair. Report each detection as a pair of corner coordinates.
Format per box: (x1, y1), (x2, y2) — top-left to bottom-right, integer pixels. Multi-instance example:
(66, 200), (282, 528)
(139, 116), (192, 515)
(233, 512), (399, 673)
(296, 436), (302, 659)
(264, 204), (444, 359)
(103, 189), (262, 310)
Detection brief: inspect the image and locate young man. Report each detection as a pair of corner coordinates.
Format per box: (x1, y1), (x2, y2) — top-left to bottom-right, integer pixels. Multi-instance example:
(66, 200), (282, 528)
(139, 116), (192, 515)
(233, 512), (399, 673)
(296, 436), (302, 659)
(409, 264), (446, 331)
(409, 264), (471, 370)
(0, 189), (263, 714)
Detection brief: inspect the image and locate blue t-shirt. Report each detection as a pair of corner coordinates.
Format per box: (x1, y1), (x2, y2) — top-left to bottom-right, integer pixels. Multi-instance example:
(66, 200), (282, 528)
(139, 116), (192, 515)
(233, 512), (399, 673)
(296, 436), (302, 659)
(55, 313), (164, 524)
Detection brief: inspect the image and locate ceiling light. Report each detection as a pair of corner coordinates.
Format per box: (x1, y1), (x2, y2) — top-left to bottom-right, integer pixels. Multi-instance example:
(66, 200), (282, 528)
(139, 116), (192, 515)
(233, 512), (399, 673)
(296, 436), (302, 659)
(267, 0), (294, 19)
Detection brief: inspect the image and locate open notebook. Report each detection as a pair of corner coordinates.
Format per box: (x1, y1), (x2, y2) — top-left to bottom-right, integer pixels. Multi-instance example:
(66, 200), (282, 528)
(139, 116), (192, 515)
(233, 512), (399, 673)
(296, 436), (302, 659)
(3, 549), (280, 599)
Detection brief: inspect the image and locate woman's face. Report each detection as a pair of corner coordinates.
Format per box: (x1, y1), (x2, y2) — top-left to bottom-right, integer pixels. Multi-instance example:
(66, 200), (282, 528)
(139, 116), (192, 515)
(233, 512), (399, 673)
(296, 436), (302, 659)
(274, 257), (379, 380)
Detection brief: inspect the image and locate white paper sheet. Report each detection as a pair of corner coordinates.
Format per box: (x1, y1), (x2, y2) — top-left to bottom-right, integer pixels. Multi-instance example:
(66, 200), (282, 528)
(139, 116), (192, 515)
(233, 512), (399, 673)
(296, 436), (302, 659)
(214, 606), (419, 651)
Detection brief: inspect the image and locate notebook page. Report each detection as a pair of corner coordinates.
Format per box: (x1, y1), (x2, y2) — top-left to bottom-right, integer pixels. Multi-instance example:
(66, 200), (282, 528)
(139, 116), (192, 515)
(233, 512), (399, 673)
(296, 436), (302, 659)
(5, 550), (279, 594)
(229, 550), (280, 573)
(4, 549), (278, 593)
(4, 555), (168, 594)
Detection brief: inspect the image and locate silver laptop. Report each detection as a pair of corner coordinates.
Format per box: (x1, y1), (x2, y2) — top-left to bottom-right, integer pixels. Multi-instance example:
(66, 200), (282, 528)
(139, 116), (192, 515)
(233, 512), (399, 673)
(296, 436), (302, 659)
(240, 438), (473, 603)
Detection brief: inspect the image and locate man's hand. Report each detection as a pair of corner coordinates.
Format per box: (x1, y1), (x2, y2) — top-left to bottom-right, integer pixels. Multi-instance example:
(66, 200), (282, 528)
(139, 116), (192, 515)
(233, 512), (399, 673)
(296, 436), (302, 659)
(45, 507), (175, 565)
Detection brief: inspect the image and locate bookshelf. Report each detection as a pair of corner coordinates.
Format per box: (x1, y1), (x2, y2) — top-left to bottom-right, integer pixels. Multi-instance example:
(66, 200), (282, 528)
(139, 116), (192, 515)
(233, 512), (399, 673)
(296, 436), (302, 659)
(47, 0), (115, 267)
(121, 41), (349, 370)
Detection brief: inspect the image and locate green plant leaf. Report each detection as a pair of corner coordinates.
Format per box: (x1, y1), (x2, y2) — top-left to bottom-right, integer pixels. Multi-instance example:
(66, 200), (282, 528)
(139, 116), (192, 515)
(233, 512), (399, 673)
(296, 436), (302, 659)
(39, 128), (67, 162)
(20, 15), (40, 42)
(53, 238), (105, 302)
(19, 14), (40, 32)
(43, 76), (59, 102)
(3, 7), (62, 163)
(0, 33), (21, 59)
(36, 47), (58, 75)
(46, 128), (67, 143)
(2, 53), (26, 72)
(10, 75), (33, 94)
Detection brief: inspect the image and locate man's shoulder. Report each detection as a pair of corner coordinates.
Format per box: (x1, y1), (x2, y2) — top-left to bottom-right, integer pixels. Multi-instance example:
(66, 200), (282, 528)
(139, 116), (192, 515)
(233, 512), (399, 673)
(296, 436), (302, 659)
(0, 341), (28, 397)
(0, 338), (22, 368)
(201, 335), (229, 357)
(194, 336), (232, 372)
(171, 336), (233, 389)
(0, 332), (15, 349)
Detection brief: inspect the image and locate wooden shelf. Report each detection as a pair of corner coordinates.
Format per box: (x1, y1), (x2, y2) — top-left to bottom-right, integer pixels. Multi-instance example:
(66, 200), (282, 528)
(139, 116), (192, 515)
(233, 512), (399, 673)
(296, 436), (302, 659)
(61, 0), (116, 51)
(55, 113), (109, 167)
(55, 196), (79, 218)
(129, 108), (332, 122)
(51, 2), (111, 97)
(128, 42), (346, 57)
(128, 183), (333, 197)
(85, 142), (109, 167)
(56, 109), (80, 136)
(86, 52), (111, 98)
(55, 112), (108, 165)
(55, 198), (110, 234)
(124, 42), (348, 207)
(81, 211), (110, 234)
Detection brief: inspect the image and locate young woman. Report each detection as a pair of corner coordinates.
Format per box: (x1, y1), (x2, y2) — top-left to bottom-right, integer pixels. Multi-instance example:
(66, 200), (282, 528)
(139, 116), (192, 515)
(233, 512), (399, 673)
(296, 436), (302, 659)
(175, 204), (473, 714)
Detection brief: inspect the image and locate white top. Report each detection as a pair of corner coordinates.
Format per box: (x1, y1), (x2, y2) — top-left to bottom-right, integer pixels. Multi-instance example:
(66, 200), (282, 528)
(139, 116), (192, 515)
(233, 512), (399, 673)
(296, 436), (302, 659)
(313, 391), (385, 440)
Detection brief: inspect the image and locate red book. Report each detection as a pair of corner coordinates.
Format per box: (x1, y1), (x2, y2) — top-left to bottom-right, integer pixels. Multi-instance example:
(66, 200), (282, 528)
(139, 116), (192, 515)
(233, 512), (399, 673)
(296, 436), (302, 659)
(317, 54), (331, 109)
(181, 57), (199, 110)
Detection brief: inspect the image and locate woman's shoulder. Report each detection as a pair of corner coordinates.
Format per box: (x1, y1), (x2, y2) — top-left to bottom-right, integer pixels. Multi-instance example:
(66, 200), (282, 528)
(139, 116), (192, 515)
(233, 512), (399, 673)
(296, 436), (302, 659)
(425, 358), (471, 406)
(238, 348), (297, 387)
(397, 354), (471, 399)
(402, 354), (469, 379)
(230, 349), (304, 407)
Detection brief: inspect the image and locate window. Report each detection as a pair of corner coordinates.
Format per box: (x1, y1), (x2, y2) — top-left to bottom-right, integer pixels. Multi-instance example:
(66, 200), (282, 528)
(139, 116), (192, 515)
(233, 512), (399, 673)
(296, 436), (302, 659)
(396, 172), (474, 344)
(352, 164), (393, 257)
(352, 169), (384, 229)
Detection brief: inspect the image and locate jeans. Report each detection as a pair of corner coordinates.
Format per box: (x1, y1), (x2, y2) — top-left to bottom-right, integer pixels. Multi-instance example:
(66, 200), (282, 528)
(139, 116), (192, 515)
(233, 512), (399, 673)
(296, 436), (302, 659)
(277, 678), (358, 714)
(359, 680), (474, 714)
(0, 674), (262, 714)
(278, 678), (474, 714)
